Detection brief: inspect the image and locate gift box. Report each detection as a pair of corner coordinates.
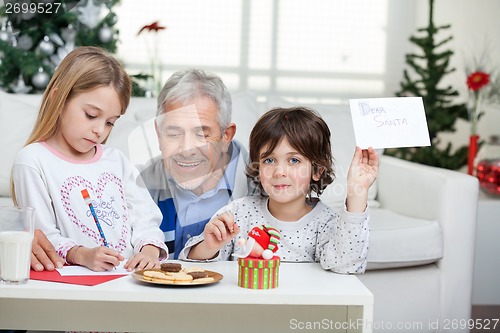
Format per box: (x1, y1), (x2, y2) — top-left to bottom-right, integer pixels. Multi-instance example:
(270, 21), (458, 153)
(237, 256), (280, 289)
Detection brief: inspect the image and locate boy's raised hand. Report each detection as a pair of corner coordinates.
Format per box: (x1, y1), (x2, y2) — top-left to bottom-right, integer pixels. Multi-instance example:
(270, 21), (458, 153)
(348, 146), (379, 187)
(346, 146), (379, 212)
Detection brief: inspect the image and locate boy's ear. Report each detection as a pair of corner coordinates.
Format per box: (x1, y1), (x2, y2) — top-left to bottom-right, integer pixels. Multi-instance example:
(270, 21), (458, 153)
(312, 166), (325, 181)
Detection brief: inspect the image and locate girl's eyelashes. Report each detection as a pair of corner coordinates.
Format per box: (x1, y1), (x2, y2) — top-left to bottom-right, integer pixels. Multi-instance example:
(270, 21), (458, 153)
(289, 157), (300, 164)
(86, 111), (115, 126)
(262, 157), (275, 164)
(85, 112), (97, 119)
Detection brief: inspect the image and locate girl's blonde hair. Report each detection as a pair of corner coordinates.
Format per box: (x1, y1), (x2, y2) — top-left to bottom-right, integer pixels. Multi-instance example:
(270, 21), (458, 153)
(26, 46), (131, 145)
(11, 46), (131, 204)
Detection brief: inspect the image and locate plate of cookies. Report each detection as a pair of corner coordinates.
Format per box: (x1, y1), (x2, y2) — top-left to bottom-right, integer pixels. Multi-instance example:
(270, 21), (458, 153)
(132, 262), (223, 286)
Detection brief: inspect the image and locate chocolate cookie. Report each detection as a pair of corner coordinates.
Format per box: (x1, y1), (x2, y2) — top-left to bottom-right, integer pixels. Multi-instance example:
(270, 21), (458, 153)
(187, 271), (208, 279)
(160, 262), (182, 272)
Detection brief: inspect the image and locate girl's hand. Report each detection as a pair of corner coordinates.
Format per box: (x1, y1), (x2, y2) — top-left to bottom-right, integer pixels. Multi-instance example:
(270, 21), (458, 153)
(74, 246), (124, 272)
(346, 147), (379, 212)
(188, 212), (240, 260)
(124, 245), (160, 271)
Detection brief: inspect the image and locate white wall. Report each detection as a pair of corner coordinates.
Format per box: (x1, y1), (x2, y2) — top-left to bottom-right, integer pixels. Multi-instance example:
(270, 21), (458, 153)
(416, 0), (500, 152)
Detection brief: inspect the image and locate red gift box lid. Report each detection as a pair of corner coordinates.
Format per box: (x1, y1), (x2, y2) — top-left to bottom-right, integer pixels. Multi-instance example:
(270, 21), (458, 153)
(238, 256), (280, 269)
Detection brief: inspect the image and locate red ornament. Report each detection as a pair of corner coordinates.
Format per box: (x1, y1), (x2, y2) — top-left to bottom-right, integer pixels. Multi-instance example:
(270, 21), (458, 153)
(466, 71), (490, 91)
(476, 159), (500, 196)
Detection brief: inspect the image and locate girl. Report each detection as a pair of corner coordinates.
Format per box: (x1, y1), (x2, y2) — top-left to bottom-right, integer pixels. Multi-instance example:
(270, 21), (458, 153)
(180, 106), (378, 273)
(11, 46), (168, 272)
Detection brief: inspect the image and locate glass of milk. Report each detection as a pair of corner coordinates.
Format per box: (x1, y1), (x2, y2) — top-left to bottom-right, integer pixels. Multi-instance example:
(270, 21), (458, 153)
(0, 206), (35, 284)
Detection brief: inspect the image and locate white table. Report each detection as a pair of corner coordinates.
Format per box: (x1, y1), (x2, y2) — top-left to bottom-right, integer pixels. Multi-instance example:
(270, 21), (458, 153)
(0, 261), (373, 333)
(472, 191), (500, 305)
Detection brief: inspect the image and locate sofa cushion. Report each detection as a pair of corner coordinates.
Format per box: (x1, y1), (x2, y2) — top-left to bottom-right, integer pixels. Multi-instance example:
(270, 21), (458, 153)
(123, 117), (157, 168)
(129, 97), (157, 122)
(366, 208), (443, 270)
(265, 96), (380, 209)
(0, 196), (13, 206)
(106, 97), (152, 160)
(0, 91), (41, 197)
(230, 90), (262, 147)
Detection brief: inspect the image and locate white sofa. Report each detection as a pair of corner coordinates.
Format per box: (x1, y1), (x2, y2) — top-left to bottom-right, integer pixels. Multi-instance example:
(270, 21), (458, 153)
(0, 90), (479, 332)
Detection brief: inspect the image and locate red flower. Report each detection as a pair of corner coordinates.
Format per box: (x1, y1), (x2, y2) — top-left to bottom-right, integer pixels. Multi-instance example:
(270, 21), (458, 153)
(467, 71), (490, 91)
(137, 21), (167, 35)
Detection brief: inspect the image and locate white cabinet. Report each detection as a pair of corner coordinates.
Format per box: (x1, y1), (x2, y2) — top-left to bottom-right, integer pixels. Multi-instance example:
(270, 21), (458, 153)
(472, 191), (500, 305)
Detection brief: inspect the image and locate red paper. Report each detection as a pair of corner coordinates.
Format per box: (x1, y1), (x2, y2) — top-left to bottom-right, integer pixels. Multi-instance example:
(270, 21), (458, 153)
(30, 269), (126, 286)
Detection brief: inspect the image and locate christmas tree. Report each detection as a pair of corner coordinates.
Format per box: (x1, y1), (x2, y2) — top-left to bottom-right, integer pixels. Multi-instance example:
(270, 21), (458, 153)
(384, 0), (469, 170)
(0, 0), (121, 94)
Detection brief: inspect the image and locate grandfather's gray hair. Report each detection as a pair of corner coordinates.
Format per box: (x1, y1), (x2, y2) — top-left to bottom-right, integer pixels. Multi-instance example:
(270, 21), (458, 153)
(156, 69), (232, 130)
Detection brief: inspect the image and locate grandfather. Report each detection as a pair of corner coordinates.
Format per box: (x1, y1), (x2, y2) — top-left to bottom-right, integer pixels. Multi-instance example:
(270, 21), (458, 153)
(140, 69), (255, 258)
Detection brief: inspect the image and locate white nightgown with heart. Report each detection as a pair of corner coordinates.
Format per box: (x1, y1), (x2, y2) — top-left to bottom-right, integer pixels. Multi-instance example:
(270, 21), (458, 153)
(12, 142), (168, 262)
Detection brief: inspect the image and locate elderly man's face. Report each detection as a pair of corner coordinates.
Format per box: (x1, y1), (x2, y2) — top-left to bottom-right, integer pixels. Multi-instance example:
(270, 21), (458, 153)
(156, 97), (235, 194)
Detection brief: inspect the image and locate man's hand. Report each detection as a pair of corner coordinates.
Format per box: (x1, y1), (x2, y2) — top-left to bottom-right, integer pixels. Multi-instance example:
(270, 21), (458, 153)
(31, 229), (65, 271)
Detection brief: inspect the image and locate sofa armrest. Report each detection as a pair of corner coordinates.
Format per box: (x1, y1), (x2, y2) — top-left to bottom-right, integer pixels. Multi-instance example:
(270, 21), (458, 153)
(377, 155), (479, 322)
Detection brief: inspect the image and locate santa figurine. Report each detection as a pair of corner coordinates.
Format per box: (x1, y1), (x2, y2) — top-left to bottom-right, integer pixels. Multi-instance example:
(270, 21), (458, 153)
(234, 225), (280, 260)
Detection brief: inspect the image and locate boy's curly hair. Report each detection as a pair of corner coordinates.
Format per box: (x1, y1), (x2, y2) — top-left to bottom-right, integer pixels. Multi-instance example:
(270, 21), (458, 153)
(246, 106), (335, 197)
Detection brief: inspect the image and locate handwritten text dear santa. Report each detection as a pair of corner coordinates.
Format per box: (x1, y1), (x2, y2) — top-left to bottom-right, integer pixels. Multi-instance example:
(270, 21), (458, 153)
(349, 97), (431, 149)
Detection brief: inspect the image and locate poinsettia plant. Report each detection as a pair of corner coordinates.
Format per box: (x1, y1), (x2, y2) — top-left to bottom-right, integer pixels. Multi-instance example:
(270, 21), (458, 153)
(138, 21), (167, 34)
(137, 20), (167, 97)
